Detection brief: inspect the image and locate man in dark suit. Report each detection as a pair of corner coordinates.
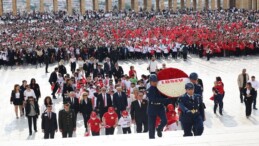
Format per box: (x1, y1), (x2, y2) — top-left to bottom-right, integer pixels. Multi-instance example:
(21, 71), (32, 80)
(58, 102), (76, 138)
(96, 87), (112, 119)
(113, 86), (128, 118)
(93, 64), (104, 79)
(41, 105), (58, 139)
(130, 91), (148, 133)
(48, 67), (59, 99)
(112, 62), (124, 83)
(104, 58), (114, 78)
(44, 49), (50, 73)
(65, 92), (80, 120)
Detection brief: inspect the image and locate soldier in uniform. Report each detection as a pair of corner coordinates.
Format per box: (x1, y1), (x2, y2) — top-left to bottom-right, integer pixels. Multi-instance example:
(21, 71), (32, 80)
(189, 73), (205, 109)
(58, 102), (76, 138)
(147, 74), (173, 139)
(178, 83), (205, 137)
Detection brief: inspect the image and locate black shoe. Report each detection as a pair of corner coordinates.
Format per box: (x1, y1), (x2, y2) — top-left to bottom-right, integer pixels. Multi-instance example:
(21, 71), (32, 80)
(53, 95), (57, 99)
(46, 71), (49, 73)
(34, 130), (37, 132)
(29, 132), (32, 136)
(220, 112), (223, 116)
(156, 129), (162, 137)
(253, 107), (258, 110)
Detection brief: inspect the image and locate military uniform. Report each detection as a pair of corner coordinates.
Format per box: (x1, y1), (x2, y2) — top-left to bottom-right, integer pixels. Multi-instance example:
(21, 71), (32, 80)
(147, 75), (172, 139)
(178, 83), (205, 137)
(58, 109), (76, 138)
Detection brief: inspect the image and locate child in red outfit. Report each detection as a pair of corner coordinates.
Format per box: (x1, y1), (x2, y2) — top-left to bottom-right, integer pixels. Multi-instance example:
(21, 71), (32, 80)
(165, 104), (179, 131)
(87, 111), (101, 136)
(102, 107), (118, 135)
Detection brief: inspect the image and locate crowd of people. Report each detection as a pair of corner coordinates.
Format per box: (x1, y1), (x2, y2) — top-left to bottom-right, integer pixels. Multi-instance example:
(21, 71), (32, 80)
(1, 8), (259, 69)
(5, 7), (259, 140)
(9, 52), (259, 139)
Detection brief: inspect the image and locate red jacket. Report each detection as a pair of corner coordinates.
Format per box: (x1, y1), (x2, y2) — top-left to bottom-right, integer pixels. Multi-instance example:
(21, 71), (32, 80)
(103, 112), (118, 127)
(88, 118), (101, 133)
(215, 81), (224, 95)
(166, 111), (178, 125)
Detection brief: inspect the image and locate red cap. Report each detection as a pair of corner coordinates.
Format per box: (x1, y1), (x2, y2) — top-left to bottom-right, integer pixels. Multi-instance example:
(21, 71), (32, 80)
(167, 104), (175, 111)
(108, 107), (115, 113)
(91, 111), (97, 118)
(122, 110), (128, 116)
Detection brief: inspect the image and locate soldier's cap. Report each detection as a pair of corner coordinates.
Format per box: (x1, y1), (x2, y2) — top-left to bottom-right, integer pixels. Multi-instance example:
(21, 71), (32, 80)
(185, 83), (194, 90)
(149, 74), (158, 82)
(189, 72), (198, 80)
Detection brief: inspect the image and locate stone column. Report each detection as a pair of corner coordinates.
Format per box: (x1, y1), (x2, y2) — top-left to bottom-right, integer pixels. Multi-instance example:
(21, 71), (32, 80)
(26, 0), (30, 12)
(80, 0), (85, 14)
(12, 0), (17, 15)
(131, 0), (139, 12)
(0, 0), (3, 16)
(67, 0), (72, 14)
(257, 0), (259, 10)
(146, 0), (152, 11)
(160, 0), (164, 10)
(198, 0), (203, 11)
(205, 0), (209, 10)
(53, 0), (58, 12)
(168, 0), (172, 9)
(156, 0), (159, 11)
(247, 0), (253, 9)
(193, 0), (197, 10)
(93, 0), (99, 11)
(211, 0), (216, 10)
(186, 0), (191, 9)
(180, 0), (185, 9)
(223, 0), (229, 9)
(40, 0), (44, 13)
(252, 0), (257, 10)
(217, 0), (221, 9)
(235, 0), (242, 9)
(173, 0), (177, 11)
(106, 0), (112, 12)
(118, 0), (125, 10)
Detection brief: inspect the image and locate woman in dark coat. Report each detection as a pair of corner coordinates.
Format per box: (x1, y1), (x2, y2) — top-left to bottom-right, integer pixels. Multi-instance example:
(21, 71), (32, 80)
(10, 84), (24, 119)
(30, 78), (41, 102)
(243, 82), (256, 118)
(79, 91), (93, 132)
(25, 96), (40, 136)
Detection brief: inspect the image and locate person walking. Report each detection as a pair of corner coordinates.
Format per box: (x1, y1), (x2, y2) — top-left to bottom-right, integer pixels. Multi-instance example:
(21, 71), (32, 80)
(25, 96), (40, 136)
(243, 82), (256, 118)
(41, 105), (58, 139)
(237, 69), (249, 103)
(10, 84), (24, 119)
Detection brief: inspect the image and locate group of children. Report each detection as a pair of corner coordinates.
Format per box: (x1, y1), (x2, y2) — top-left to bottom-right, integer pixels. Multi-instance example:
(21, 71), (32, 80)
(86, 104), (179, 136)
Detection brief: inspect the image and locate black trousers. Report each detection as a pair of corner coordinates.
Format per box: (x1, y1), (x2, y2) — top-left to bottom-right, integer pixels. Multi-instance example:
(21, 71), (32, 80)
(136, 120), (148, 133)
(45, 63), (49, 72)
(122, 127), (131, 134)
(253, 91), (257, 108)
(82, 113), (90, 131)
(240, 87), (245, 103)
(245, 98), (253, 116)
(27, 116), (37, 134)
(44, 131), (55, 139)
(52, 82), (59, 97)
(148, 110), (167, 139)
(183, 53), (187, 60)
(105, 127), (115, 135)
(62, 130), (73, 138)
(92, 131), (100, 136)
(70, 62), (76, 73)
(214, 94), (223, 114)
